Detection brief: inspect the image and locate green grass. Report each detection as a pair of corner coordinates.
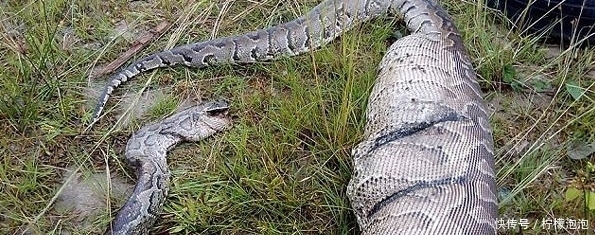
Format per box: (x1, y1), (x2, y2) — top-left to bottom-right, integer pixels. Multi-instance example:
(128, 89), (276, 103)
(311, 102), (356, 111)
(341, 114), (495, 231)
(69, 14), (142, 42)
(1, 0), (594, 234)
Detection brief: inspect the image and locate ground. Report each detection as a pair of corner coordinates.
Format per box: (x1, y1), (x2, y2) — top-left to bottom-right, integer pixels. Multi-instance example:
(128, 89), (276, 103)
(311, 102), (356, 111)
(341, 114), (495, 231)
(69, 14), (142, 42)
(1, 0), (594, 234)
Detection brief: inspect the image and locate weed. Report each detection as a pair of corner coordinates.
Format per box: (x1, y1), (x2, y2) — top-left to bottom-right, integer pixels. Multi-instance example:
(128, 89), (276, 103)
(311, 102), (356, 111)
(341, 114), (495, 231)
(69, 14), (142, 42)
(1, 0), (594, 234)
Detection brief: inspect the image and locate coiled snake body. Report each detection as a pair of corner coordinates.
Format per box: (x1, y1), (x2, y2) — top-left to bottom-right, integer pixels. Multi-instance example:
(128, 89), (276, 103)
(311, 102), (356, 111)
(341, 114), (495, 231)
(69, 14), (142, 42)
(97, 0), (497, 234)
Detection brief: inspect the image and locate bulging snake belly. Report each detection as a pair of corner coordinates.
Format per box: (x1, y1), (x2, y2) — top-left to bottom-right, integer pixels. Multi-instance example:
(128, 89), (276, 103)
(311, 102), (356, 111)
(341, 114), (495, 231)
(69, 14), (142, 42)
(347, 12), (497, 234)
(95, 0), (498, 234)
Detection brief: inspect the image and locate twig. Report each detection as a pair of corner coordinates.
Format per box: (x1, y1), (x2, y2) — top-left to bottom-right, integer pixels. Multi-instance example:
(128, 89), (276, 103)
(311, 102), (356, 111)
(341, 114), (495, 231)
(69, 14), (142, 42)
(89, 21), (171, 80)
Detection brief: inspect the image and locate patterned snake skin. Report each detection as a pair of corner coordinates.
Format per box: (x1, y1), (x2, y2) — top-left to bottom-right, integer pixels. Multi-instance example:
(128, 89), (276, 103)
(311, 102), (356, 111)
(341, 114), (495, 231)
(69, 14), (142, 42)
(107, 101), (230, 234)
(347, 2), (497, 233)
(96, 0), (497, 234)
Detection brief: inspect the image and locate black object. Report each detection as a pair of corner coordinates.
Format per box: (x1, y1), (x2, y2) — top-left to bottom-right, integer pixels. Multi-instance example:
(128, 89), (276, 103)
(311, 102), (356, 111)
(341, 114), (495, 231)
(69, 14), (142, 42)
(487, 0), (595, 44)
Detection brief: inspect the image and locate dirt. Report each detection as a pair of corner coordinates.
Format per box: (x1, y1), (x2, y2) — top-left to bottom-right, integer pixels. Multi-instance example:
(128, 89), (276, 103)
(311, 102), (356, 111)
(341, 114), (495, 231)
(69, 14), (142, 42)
(51, 166), (133, 234)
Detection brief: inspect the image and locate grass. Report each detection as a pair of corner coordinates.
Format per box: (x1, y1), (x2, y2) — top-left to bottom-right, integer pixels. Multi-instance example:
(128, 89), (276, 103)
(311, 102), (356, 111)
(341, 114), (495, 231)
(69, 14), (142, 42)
(1, 0), (594, 234)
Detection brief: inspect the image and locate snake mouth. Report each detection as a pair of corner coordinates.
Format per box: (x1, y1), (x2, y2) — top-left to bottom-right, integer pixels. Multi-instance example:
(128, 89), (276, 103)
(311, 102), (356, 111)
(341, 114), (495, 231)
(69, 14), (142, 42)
(206, 107), (230, 117)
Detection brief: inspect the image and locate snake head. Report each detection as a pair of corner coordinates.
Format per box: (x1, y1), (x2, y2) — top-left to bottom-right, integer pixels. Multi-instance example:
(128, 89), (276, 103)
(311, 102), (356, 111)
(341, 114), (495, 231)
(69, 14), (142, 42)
(159, 100), (231, 142)
(203, 100), (230, 116)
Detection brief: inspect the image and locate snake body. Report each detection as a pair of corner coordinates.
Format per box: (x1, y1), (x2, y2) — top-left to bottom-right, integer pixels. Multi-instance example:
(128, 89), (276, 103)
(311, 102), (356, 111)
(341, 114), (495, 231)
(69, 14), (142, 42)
(107, 101), (230, 235)
(347, 1), (497, 234)
(91, 0), (404, 126)
(97, 0), (497, 234)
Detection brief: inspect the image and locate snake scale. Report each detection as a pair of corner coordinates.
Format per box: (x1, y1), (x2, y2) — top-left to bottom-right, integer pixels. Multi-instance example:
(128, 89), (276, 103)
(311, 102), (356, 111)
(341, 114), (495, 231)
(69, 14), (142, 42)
(96, 0), (497, 234)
